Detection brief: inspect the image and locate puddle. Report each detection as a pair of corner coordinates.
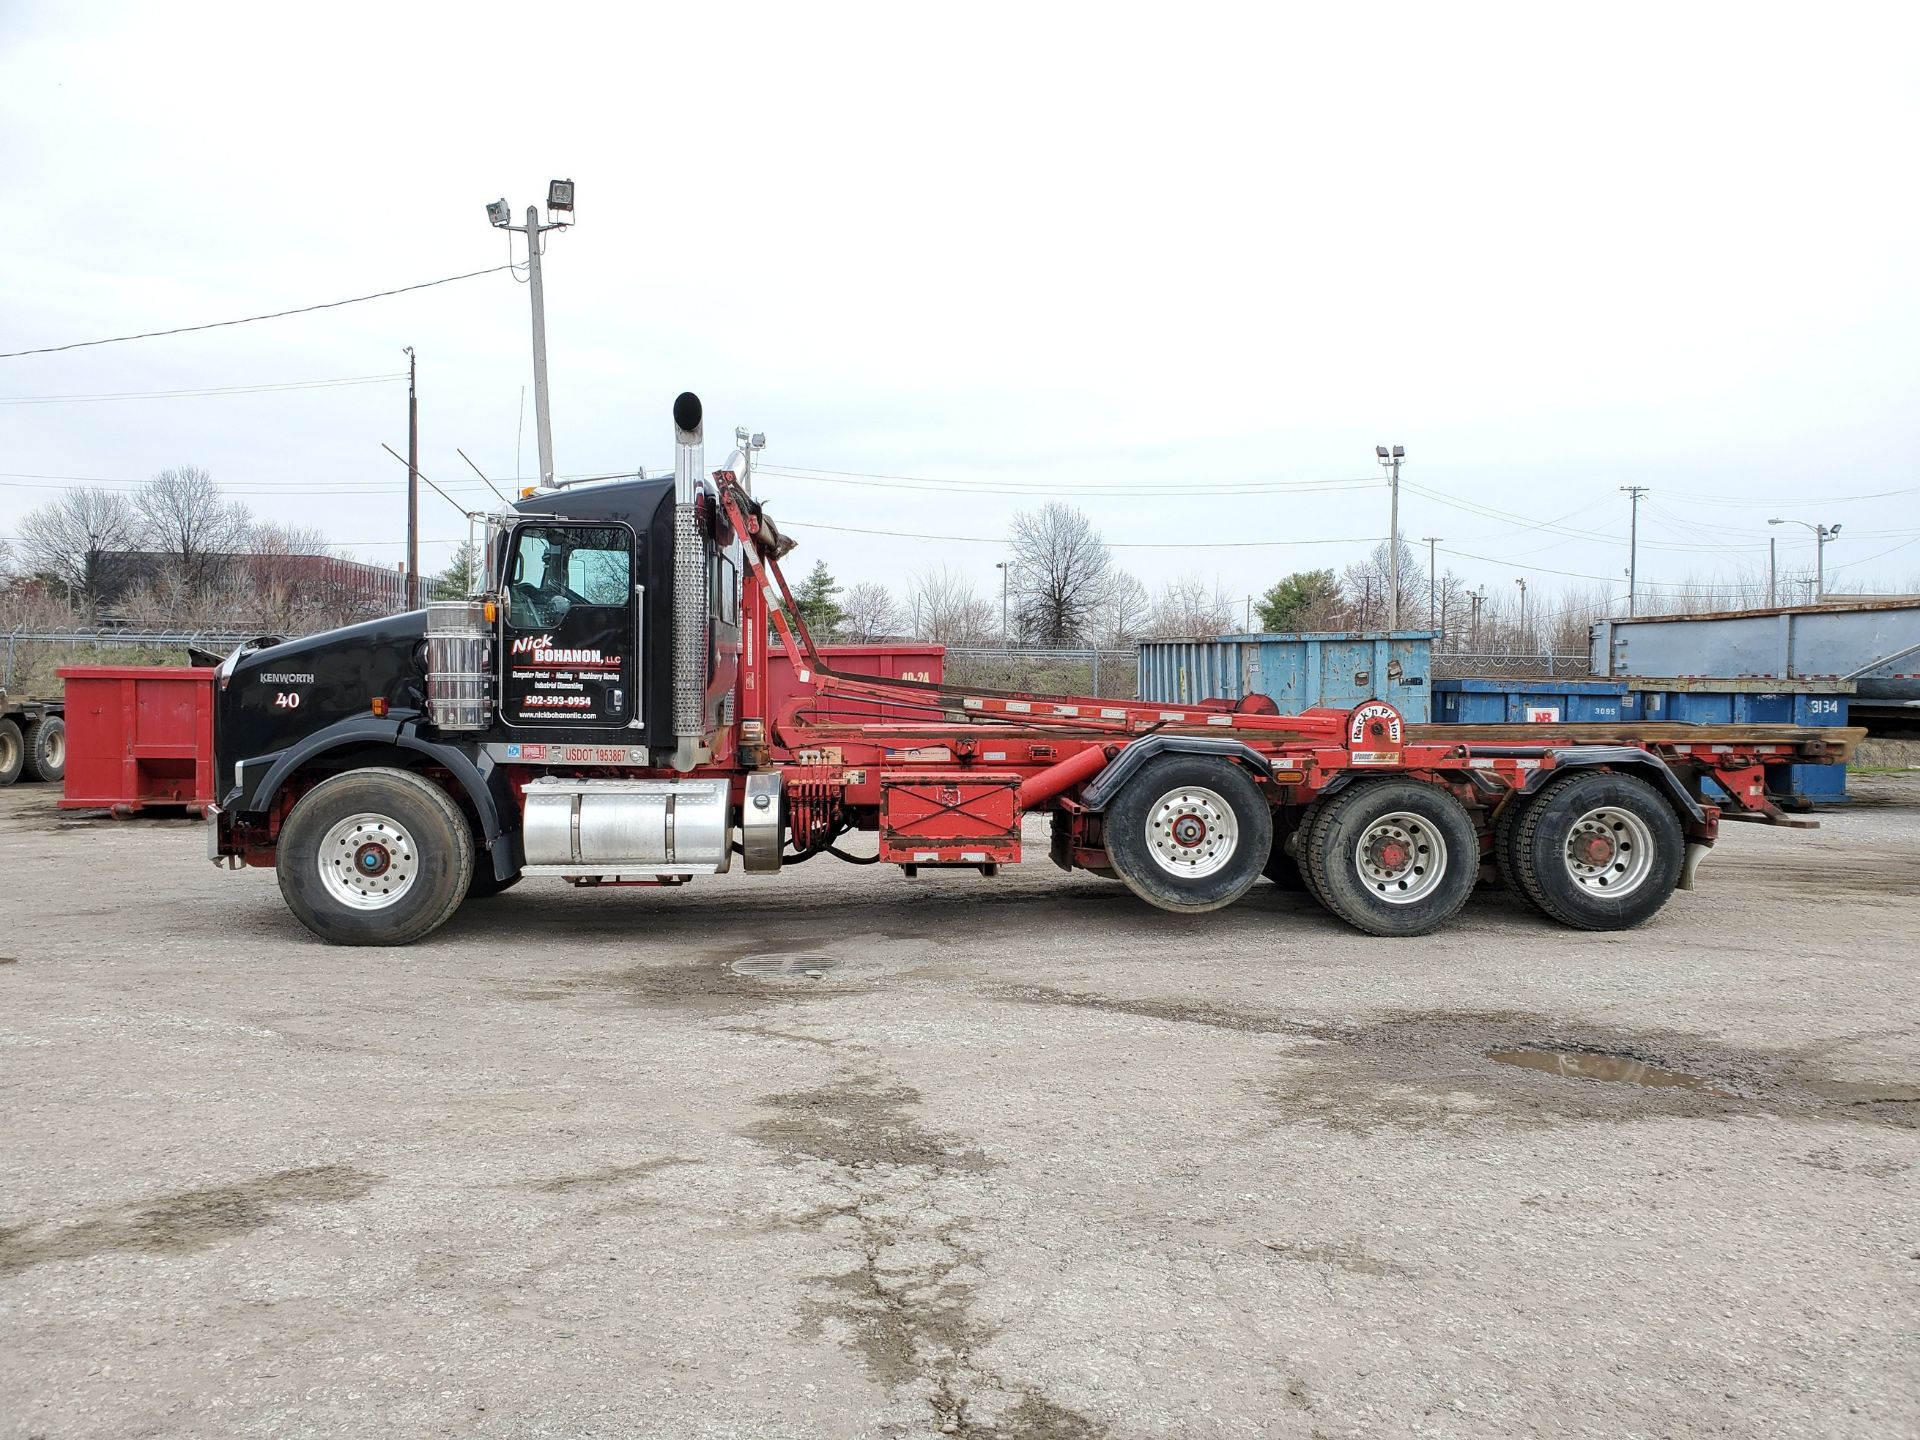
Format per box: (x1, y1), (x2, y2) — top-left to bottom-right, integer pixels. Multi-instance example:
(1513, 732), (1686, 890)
(1488, 1047), (1741, 1100)
(730, 953), (841, 981)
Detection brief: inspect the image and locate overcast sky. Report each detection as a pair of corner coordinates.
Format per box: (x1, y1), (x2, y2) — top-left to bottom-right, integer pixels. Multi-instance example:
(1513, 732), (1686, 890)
(3, 1), (1917, 620)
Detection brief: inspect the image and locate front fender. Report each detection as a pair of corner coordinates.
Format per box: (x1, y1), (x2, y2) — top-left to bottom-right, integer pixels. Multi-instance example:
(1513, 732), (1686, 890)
(237, 716), (511, 857)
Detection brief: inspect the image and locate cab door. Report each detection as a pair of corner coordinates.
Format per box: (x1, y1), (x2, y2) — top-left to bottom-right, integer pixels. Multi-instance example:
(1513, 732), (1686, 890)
(498, 522), (638, 729)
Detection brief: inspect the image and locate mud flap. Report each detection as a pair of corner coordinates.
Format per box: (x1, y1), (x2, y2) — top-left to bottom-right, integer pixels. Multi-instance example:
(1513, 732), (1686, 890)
(1678, 841), (1710, 892)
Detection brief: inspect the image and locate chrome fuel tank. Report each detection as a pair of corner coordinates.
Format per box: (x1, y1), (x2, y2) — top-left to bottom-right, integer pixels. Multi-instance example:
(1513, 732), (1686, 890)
(521, 776), (732, 877)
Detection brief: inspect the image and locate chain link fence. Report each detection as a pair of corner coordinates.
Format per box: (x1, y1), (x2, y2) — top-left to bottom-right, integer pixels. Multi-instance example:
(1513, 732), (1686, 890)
(940, 646), (1140, 699)
(1431, 652), (1593, 679)
(1, 630), (254, 697)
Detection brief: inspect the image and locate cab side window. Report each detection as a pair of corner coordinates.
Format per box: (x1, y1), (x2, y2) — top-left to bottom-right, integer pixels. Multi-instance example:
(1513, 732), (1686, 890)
(507, 525), (629, 628)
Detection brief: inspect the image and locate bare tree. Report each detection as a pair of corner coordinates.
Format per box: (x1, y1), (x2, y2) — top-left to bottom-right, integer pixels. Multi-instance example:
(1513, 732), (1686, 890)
(18, 486), (143, 616)
(906, 566), (995, 644)
(842, 581), (904, 643)
(1094, 570), (1152, 646)
(136, 466), (251, 594)
(1341, 539), (1427, 630)
(1144, 574), (1234, 638)
(1008, 503), (1113, 644)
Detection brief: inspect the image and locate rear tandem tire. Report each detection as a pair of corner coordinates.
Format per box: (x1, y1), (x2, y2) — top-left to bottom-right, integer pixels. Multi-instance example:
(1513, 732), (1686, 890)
(24, 715), (66, 784)
(1303, 779), (1479, 938)
(1509, 770), (1684, 931)
(1290, 800), (1337, 912)
(276, 767), (474, 946)
(1104, 755), (1272, 913)
(0, 717), (23, 786)
(1491, 793), (1543, 913)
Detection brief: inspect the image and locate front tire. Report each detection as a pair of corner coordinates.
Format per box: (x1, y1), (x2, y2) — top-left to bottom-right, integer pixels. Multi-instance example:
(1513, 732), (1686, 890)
(1105, 756), (1272, 913)
(1304, 779), (1478, 937)
(276, 768), (473, 946)
(24, 716), (66, 783)
(1510, 770), (1683, 931)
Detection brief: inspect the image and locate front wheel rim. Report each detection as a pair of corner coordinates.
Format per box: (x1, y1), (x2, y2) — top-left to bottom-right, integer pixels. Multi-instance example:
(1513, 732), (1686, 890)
(1144, 785), (1240, 879)
(1562, 805), (1656, 898)
(317, 812), (419, 910)
(1353, 810), (1448, 904)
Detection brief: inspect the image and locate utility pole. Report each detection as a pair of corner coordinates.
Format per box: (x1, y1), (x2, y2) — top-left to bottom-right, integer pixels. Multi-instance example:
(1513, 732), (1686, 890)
(1620, 486), (1650, 617)
(996, 561), (1012, 651)
(486, 181), (575, 488)
(1245, 594), (1253, 631)
(1376, 446), (1404, 630)
(1769, 517), (1842, 602)
(405, 347), (419, 609)
(1515, 578), (1529, 647)
(1421, 536), (1441, 630)
(1470, 587), (1485, 649)
(1768, 536), (1777, 607)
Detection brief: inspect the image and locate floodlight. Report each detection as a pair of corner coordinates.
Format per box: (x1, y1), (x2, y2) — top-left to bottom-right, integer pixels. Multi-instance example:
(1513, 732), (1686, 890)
(548, 178), (575, 213)
(1392, 445), (1404, 458)
(486, 198), (512, 227)
(1831, 523), (1842, 535)
(1768, 518), (1784, 526)
(751, 433), (766, 448)
(1375, 446), (1389, 458)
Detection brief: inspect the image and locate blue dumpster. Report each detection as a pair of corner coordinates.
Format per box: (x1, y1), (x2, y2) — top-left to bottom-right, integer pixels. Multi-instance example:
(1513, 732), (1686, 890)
(1137, 632), (1435, 722)
(1431, 678), (1629, 725)
(1624, 682), (1852, 805)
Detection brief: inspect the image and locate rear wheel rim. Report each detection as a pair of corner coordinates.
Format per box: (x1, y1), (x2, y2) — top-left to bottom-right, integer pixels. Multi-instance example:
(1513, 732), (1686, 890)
(318, 813), (419, 910)
(0, 731), (17, 772)
(43, 727), (65, 770)
(1353, 810), (1447, 904)
(1562, 805), (1655, 898)
(1144, 785), (1239, 879)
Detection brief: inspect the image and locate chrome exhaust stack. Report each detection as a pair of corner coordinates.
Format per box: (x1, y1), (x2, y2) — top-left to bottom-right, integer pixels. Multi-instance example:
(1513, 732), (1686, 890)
(670, 392), (710, 771)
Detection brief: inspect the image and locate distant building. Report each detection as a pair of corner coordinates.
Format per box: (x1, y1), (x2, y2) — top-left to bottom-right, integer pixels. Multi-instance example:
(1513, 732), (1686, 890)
(94, 550), (409, 613)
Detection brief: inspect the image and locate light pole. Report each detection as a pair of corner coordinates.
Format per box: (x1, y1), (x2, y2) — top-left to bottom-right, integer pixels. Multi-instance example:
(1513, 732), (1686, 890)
(1375, 445), (1404, 630)
(733, 427), (766, 496)
(1515, 577), (1529, 648)
(1768, 518), (1842, 602)
(996, 562), (1013, 651)
(1420, 535), (1441, 629)
(1620, 486), (1650, 616)
(487, 180), (575, 489)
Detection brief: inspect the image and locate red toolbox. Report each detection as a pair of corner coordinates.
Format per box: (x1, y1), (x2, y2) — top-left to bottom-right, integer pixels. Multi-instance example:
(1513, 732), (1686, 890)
(879, 770), (1022, 868)
(57, 666), (216, 816)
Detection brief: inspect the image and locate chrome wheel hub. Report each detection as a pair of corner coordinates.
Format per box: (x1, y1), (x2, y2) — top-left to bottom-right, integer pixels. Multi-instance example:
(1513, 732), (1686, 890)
(1354, 811), (1446, 904)
(318, 813), (419, 910)
(1563, 806), (1654, 898)
(1145, 786), (1239, 879)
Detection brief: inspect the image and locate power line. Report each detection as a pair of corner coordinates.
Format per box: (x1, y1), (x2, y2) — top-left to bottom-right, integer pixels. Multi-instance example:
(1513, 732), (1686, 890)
(784, 518), (1389, 549)
(0, 267), (515, 359)
(760, 463), (1381, 496)
(0, 372), (405, 405)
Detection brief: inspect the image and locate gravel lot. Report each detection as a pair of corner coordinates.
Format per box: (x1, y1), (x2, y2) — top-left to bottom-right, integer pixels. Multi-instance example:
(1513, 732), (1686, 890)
(2, 778), (1916, 1439)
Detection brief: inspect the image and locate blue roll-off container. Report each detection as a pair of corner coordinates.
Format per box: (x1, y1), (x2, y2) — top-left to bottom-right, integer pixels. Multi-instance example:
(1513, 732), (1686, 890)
(1431, 677), (1629, 725)
(1622, 681), (1852, 805)
(1136, 632), (1435, 722)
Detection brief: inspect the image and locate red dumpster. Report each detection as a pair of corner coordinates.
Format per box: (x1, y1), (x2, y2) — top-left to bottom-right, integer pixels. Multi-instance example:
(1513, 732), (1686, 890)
(57, 666), (216, 817)
(767, 644), (944, 755)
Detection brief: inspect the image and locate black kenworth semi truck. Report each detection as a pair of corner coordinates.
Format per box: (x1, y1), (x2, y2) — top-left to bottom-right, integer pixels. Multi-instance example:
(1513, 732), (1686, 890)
(210, 394), (750, 943)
